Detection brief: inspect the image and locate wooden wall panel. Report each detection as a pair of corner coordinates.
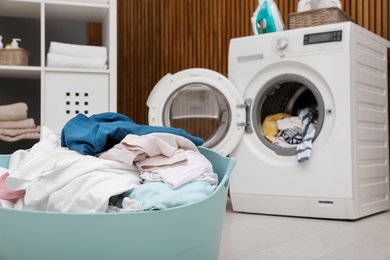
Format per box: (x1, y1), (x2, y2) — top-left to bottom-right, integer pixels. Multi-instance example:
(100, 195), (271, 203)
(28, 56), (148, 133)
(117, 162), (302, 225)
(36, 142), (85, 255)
(86, 23), (102, 46)
(108, 0), (390, 125)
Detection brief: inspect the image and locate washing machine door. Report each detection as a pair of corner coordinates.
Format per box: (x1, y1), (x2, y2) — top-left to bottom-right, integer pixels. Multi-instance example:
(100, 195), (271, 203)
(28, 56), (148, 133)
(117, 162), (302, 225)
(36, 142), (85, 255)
(147, 68), (245, 156)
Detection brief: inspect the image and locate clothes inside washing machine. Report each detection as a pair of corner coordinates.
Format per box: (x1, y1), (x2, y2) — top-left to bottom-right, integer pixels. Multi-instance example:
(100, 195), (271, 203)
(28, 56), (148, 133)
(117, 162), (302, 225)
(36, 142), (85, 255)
(255, 79), (323, 161)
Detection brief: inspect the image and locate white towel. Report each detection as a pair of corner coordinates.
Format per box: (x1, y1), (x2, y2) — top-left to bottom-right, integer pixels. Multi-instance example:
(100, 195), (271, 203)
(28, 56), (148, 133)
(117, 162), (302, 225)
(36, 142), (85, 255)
(49, 41), (108, 60)
(47, 53), (107, 69)
(277, 117), (302, 130)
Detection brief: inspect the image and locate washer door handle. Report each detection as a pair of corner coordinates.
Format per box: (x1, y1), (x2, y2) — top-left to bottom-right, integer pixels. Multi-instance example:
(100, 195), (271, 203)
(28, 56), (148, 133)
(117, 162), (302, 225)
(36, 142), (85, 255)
(236, 98), (253, 133)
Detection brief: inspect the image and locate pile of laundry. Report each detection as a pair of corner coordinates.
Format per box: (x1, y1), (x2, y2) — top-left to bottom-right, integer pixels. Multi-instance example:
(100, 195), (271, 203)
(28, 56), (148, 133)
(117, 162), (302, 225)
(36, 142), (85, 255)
(47, 41), (108, 70)
(261, 107), (318, 162)
(0, 102), (40, 142)
(0, 112), (218, 213)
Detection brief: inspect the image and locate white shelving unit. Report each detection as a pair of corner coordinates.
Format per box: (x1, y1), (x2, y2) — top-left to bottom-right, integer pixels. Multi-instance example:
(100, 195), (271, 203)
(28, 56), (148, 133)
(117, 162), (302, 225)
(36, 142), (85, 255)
(0, 0), (117, 137)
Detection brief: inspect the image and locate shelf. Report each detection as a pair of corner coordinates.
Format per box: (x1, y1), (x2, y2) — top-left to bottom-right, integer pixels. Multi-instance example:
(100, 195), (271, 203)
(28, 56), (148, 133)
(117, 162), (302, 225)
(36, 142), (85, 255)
(0, 66), (111, 79)
(45, 1), (110, 23)
(0, 66), (41, 79)
(0, 0), (116, 143)
(45, 0), (109, 7)
(45, 67), (110, 74)
(0, 1), (41, 19)
(0, 0), (109, 22)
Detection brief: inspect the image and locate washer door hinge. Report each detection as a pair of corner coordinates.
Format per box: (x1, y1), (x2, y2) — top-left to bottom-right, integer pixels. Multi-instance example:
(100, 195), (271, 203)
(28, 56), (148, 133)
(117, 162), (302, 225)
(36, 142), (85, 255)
(236, 98), (253, 133)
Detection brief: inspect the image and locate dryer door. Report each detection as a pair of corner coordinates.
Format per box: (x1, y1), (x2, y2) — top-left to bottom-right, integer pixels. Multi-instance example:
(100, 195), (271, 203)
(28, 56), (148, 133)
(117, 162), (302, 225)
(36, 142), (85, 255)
(147, 68), (245, 156)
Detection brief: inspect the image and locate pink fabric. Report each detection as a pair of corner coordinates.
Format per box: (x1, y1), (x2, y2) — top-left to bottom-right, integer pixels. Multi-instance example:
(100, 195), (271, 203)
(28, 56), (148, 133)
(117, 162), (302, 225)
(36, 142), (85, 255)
(99, 133), (199, 169)
(0, 126), (40, 142)
(122, 133), (198, 169)
(0, 173), (25, 201)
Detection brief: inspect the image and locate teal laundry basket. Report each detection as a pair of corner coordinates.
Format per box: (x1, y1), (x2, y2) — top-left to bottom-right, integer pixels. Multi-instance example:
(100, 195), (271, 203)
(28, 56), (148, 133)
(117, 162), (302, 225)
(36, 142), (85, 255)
(0, 147), (235, 260)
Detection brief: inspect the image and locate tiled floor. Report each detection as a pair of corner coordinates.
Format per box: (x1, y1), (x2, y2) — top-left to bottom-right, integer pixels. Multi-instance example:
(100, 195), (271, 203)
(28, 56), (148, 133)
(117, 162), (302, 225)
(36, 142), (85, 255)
(219, 199), (390, 260)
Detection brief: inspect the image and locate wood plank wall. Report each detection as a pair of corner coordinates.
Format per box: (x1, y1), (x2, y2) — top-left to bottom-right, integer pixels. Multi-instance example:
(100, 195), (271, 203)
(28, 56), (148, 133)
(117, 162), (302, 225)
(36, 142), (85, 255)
(89, 0), (390, 125)
(116, 0), (257, 124)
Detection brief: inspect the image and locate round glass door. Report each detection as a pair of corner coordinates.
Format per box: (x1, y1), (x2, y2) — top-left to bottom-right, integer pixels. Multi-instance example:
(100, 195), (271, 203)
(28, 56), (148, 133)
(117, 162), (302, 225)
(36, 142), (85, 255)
(148, 68), (245, 155)
(163, 83), (230, 148)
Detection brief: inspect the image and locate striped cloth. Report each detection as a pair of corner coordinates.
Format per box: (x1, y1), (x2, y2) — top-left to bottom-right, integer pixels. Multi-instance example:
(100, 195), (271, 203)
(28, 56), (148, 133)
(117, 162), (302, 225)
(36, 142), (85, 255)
(296, 108), (318, 163)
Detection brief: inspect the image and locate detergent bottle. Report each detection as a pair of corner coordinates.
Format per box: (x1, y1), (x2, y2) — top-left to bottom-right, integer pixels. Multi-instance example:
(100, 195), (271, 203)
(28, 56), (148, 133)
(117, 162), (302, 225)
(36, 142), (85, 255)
(10, 38), (21, 49)
(251, 0), (284, 35)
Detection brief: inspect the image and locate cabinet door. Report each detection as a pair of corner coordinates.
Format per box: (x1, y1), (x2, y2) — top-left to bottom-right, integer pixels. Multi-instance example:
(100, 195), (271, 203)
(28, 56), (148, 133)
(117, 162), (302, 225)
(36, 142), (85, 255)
(44, 71), (109, 134)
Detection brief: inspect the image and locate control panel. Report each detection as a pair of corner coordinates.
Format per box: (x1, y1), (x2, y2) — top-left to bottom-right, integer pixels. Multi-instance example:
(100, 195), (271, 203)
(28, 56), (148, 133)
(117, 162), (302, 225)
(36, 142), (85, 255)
(304, 30), (343, 45)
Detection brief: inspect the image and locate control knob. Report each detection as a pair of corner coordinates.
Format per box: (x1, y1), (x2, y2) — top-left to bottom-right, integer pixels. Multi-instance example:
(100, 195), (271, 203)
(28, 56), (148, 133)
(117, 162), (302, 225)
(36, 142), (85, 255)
(277, 38), (288, 50)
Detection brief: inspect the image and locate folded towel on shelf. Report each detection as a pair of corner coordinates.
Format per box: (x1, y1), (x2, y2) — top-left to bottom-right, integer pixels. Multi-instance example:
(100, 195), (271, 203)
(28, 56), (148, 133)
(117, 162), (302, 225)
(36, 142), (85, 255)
(0, 118), (36, 129)
(0, 126), (40, 142)
(0, 103), (28, 121)
(49, 41), (108, 60)
(47, 53), (108, 69)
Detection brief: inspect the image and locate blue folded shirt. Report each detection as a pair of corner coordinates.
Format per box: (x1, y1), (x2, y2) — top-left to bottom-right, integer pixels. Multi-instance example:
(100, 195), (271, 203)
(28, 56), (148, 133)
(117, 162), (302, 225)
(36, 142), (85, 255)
(61, 112), (204, 155)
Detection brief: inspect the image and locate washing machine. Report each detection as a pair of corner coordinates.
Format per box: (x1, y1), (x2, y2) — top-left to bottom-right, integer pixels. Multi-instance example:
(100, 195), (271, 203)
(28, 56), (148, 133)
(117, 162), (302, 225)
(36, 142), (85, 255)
(147, 22), (390, 219)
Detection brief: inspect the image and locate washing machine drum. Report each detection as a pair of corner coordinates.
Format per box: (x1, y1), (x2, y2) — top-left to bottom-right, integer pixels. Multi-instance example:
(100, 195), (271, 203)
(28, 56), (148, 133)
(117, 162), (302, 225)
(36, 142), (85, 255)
(253, 74), (325, 156)
(147, 68), (245, 156)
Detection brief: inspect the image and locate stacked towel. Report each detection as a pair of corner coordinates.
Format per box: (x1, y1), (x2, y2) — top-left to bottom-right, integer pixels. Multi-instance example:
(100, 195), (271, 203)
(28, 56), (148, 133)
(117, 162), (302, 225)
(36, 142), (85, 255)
(0, 103), (40, 142)
(47, 41), (108, 69)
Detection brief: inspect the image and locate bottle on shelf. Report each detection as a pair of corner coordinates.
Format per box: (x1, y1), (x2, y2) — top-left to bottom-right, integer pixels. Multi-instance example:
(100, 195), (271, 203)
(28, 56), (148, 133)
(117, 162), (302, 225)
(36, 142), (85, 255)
(10, 38), (21, 49)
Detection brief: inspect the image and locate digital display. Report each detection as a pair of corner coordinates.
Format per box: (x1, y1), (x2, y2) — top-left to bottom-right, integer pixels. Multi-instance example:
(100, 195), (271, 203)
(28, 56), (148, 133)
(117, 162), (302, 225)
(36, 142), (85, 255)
(308, 33), (332, 43)
(304, 30), (342, 45)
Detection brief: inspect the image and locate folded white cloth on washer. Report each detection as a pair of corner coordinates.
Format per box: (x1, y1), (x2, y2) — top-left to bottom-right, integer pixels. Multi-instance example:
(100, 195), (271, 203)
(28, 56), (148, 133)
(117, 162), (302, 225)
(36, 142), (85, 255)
(49, 41), (108, 60)
(297, 0), (341, 12)
(47, 53), (107, 69)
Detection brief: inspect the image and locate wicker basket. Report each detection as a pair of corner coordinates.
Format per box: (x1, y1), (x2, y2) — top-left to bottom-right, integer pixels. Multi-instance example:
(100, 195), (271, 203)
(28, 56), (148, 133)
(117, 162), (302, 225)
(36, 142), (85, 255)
(288, 7), (354, 30)
(0, 48), (29, 66)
